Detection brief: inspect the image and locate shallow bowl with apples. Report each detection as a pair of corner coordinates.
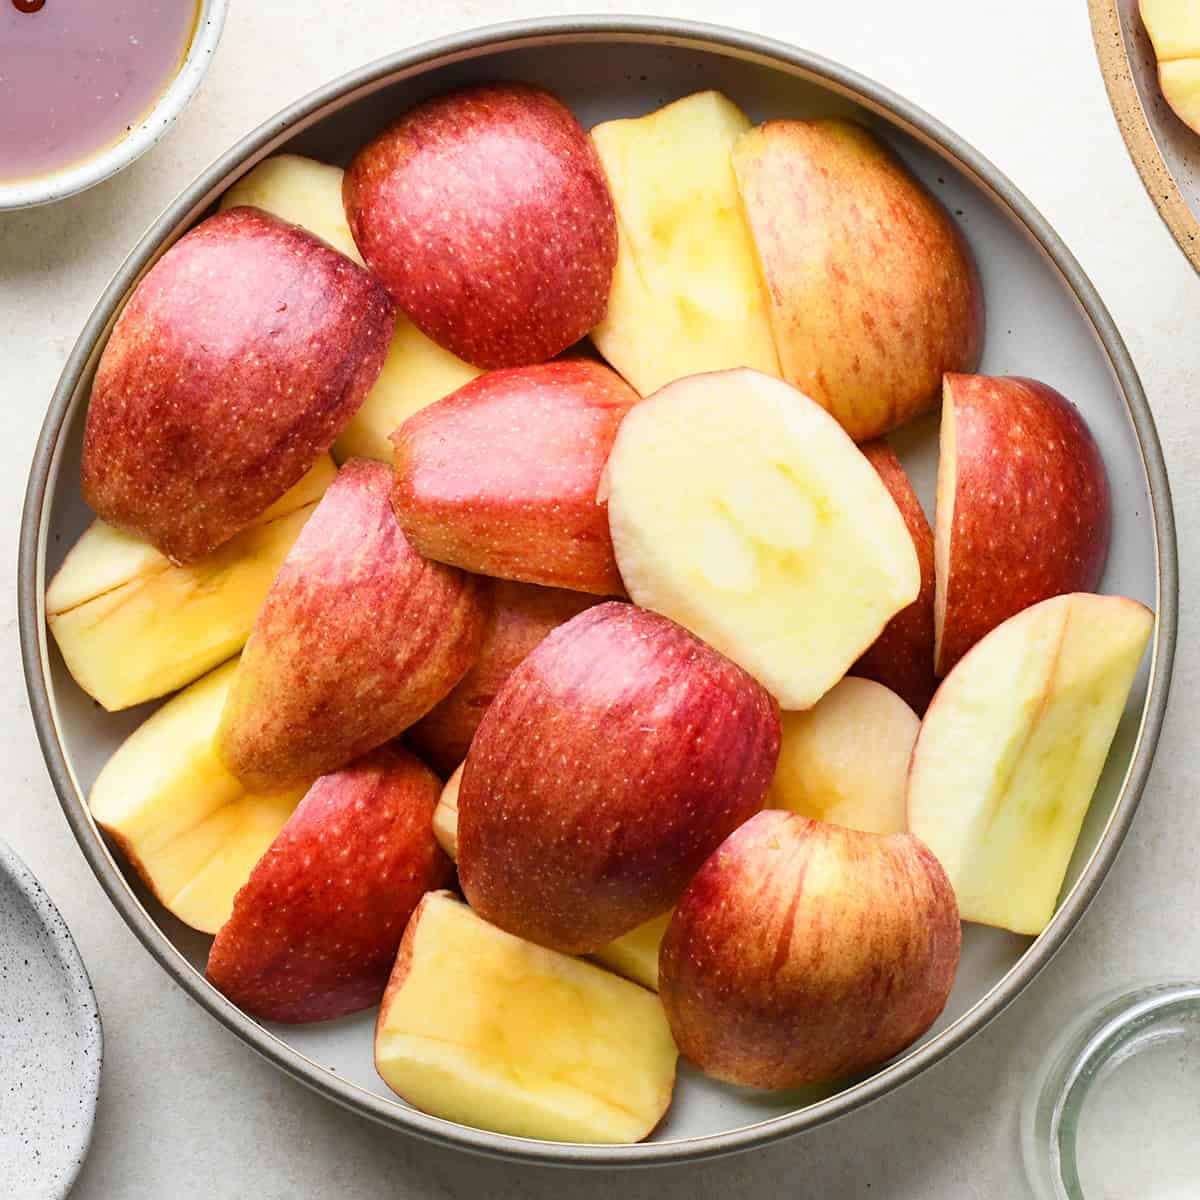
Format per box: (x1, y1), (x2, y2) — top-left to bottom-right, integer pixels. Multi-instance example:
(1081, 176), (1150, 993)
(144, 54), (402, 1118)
(18, 14), (1176, 1166)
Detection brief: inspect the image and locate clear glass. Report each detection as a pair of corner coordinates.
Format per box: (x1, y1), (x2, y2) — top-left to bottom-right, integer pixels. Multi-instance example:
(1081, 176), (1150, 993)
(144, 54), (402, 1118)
(1022, 981), (1200, 1199)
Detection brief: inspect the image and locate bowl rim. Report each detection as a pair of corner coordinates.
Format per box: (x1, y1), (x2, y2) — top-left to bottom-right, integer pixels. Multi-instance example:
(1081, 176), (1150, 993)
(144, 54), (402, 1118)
(18, 14), (1178, 1168)
(0, 0), (229, 211)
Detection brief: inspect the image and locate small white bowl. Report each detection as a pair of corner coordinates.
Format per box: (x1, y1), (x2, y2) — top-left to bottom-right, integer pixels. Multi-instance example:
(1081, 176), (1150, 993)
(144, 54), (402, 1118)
(0, 0), (228, 211)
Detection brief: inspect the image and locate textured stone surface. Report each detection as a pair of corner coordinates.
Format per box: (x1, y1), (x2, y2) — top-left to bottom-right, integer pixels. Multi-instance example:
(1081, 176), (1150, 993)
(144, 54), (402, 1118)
(4, 0), (1198, 1195)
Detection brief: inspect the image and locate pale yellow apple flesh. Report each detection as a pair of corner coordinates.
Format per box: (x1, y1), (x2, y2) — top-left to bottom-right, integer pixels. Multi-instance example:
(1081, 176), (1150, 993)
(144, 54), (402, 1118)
(221, 153), (480, 463)
(89, 660), (307, 933)
(908, 593), (1154, 935)
(769, 676), (918, 835)
(601, 368), (920, 709)
(1161, 59), (1200, 133)
(47, 459), (333, 711)
(1140, 0), (1200, 61)
(430, 771), (668, 991)
(590, 91), (780, 395)
(432, 764), (462, 860)
(375, 892), (677, 1143)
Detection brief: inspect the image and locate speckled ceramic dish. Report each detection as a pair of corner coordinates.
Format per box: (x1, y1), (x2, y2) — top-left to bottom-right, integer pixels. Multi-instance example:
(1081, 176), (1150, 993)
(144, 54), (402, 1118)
(19, 16), (1177, 1168)
(0, 841), (101, 1197)
(1090, 0), (1200, 271)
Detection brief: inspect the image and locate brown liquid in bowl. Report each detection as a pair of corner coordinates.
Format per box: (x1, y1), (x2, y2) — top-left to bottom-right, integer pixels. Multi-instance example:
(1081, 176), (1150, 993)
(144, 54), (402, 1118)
(0, 1), (199, 182)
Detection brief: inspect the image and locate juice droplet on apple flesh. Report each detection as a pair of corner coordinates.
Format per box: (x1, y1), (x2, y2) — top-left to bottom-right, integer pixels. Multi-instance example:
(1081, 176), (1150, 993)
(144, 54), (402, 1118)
(0, 0), (197, 181)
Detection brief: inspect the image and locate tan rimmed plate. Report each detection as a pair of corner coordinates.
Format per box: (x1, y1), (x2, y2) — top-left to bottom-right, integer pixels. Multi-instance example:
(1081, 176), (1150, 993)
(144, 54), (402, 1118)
(1090, 0), (1200, 270)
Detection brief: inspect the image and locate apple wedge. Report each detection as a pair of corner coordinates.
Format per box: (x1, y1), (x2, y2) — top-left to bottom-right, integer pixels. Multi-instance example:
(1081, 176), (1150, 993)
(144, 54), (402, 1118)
(590, 90), (780, 395)
(601, 368), (920, 710)
(375, 892), (677, 1142)
(852, 440), (937, 713)
(934, 374), (1111, 676)
(909, 592), (1154, 936)
(459, 602), (780, 955)
(82, 207), (394, 562)
(660, 811), (960, 1089)
(206, 747), (450, 1024)
(1141, 0), (1200, 131)
(429, 767), (668, 991)
(220, 153), (482, 463)
(731, 119), (983, 442)
(218, 459), (487, 791)
(345, 82), (616, 368)
(89, 660), (307, 934)
(47, 458), (333, 712)
(392, 360), (638, 595)
(408, 580), (597, 774)
(769, 677), (918, 836)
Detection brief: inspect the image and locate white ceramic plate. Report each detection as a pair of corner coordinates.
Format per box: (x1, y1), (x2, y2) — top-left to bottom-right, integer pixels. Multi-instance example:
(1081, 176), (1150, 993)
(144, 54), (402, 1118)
(20, 17), (1176, 1168)
(0, 841), (101, 1197)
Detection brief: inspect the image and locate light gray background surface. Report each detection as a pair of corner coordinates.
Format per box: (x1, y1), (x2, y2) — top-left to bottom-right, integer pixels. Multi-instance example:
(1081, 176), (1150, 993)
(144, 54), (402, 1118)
(3, 1), (1197, 1195)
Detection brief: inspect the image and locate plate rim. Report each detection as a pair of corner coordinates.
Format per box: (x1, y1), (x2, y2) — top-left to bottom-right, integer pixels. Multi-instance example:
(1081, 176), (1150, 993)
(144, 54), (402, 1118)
(18, 13), (1179, 1168)
(0, 840), (102, 1197)
(1089, 0), (1200, 272)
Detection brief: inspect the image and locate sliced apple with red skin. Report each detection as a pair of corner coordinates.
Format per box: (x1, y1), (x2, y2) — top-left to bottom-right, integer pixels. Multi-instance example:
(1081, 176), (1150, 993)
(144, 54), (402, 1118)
(589, 90), (780, 395)
(430, 765), (668, 990)
(344, 82), (616, 369)
(46, 457), (334, 712)
(375, 892), (677, 1142)
(909, 592), (1153, 936)
(660, 810), (960, 1089)
(1140, 0), (1200, 134)
(768, 677), (918, 836)
(207, 746), (450, 1023)
(392, 360), (638, 595)
(88, 660), (308, 935)
(934, 374), (1111, 676)
(81, 207), (394, 562)
(217, 459), (487, 791)
(852, 440), (937, 713)
(458, 602), (780, 955)
(220, 153), (482, 464)
(601, 368), (920, 710)
(731, 118), (983, 442)
(408, 580), (598, 774)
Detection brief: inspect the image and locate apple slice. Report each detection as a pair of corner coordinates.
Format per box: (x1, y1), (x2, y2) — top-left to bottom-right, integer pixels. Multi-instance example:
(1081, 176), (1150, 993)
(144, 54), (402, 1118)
(601, 368), (920, 709)
(431, 764), (462, 860)
(591, 913), (671, 993)
(89, 660), (307, 934)
(375, 892), (677, 1142)
(429, 766), (668, 990)
(934, 374), (1111, 676)
(217, 459), (487, 791)
(459, 602), (780, 955)
(769, 677), (918, 836)
(1140, 0), (1200, 60)
(590, 91), (780, 395)
(81, 207), (394, 562)
(344, 82), (616, 369)
(408, 580), (597, 774)
(207, 747), (450, 1023)
(909, 592), (1154, 936)
(1160, 59), (1200, 133)
(47, 458), (333, 712)
(852, 441), (937, 713)
(391, 360), (638, 595)
(220, 153), (482, 463)
(660, 810), (960, 1089)
(731, 119), (983, 442)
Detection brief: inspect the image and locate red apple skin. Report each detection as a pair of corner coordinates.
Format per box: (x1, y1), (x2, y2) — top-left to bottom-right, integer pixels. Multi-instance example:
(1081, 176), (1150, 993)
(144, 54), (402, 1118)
(660, 810), (960, 1089)
(81, 207), (394, 563)
(218, 459), (487, 791)
(852, 440), (937, 713)
(391, 359), (639, 595)
(343, 82), (617, 369)
(936, 374), (1111, 675)
(407, 580), (598, 775)
(457, 602), (781, 955)
(206, 747), (451, 1024)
